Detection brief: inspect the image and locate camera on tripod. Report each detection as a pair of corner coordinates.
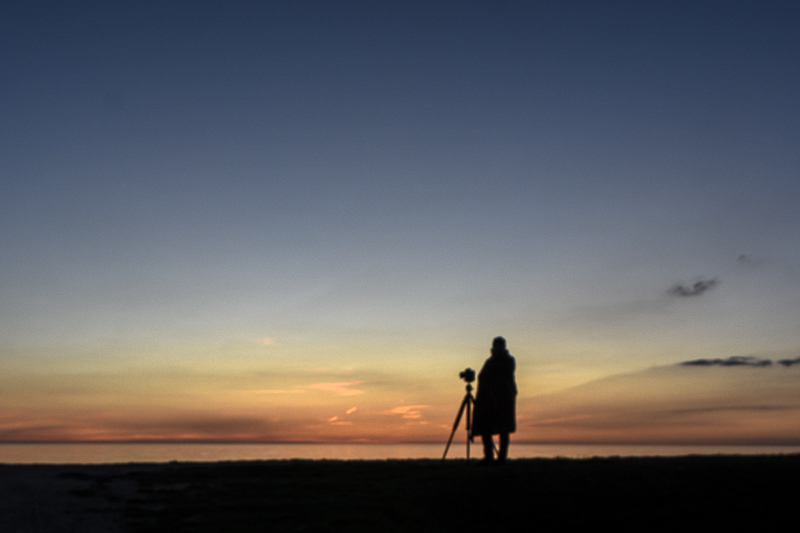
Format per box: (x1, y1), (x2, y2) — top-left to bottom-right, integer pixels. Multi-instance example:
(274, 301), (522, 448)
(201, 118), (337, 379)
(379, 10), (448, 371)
(443, 368), (477, 461)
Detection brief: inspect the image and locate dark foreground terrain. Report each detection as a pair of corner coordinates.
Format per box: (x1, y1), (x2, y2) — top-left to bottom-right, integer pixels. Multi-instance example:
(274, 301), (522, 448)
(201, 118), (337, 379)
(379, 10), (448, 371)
(2, 455), (799, 532)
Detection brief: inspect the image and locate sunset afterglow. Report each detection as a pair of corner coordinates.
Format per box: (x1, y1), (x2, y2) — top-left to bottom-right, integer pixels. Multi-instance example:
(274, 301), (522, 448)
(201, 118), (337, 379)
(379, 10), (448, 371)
(2, 1), (799, 447)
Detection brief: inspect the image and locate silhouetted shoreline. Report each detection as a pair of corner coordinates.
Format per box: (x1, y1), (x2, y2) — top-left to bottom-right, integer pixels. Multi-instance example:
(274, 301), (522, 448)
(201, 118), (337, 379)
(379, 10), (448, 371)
(2, 455), (799, 532)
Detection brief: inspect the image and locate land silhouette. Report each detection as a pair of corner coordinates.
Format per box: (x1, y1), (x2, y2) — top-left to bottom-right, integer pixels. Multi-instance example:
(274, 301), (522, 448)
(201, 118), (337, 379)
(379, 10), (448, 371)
(2, 455), (799, 532)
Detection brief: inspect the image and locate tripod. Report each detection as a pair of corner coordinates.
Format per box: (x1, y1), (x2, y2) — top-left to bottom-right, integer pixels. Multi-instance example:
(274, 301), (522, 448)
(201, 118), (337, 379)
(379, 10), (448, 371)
(441, 382), (475, 463)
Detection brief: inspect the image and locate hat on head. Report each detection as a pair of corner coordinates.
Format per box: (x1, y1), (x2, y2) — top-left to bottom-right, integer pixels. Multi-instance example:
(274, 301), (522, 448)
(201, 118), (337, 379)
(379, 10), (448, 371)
(492, 336), (506, 350)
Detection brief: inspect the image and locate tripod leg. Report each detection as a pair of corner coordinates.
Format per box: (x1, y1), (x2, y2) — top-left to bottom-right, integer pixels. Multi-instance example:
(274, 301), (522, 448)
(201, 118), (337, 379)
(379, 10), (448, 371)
(441, 395), (469, 463)
(466, 395), (471, 460)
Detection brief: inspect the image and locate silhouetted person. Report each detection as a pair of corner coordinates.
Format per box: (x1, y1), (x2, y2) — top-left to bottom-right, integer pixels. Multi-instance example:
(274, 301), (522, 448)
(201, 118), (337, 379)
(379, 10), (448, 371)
(471, 336), (517, 463)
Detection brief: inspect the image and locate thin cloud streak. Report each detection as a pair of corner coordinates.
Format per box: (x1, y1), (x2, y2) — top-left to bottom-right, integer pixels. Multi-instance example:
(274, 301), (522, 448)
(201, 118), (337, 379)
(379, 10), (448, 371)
(669, 405), (798, 415)
(307, 381), (365, 396)
(389, 405), (429, 419)
(737, 254), (773, 268)
(681, 356), (772, 367)
(522, 363), (800, 444)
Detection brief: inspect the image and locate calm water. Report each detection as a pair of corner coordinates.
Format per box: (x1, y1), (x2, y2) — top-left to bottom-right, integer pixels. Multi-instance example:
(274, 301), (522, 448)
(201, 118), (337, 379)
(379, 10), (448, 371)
(2, 443), (799, 464)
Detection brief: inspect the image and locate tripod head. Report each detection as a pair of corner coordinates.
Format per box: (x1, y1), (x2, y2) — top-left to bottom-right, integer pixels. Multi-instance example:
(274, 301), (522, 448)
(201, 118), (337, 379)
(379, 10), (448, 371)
(459, 367), (475, 392)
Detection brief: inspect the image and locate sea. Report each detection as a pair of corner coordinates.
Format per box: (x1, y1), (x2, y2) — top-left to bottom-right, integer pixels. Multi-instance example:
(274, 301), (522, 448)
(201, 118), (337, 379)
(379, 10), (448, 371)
(2, 443), (799, 464)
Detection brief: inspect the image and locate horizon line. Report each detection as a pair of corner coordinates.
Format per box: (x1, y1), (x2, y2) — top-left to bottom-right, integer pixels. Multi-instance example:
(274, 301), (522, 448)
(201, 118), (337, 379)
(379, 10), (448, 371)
(3, 440), (800, 446)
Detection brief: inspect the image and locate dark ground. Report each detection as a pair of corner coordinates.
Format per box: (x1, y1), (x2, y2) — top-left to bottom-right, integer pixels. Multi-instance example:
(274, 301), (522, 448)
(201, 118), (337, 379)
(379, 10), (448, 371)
(2, 455), (799, 532)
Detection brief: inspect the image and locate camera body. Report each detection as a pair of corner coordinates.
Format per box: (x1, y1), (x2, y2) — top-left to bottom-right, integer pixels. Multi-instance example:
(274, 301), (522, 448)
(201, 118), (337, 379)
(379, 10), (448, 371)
(459, 367), (476, 383)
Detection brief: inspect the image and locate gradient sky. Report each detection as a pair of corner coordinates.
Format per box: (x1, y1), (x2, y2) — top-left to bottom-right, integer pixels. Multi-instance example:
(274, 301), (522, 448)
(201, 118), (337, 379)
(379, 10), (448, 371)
(2, 0), (800, 444)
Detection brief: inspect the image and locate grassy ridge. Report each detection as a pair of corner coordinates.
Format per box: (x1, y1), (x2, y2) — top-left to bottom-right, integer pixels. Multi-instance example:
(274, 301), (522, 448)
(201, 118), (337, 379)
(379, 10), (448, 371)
(106, 455), (800, 531)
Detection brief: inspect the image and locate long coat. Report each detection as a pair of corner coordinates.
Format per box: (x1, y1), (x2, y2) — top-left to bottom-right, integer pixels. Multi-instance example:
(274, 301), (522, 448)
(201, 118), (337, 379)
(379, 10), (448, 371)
(471, 350), (517, 436)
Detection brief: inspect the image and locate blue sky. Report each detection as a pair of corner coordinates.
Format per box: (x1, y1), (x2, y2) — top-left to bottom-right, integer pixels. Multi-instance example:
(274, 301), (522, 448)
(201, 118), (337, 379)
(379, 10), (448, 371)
(2, 1), (799, 443)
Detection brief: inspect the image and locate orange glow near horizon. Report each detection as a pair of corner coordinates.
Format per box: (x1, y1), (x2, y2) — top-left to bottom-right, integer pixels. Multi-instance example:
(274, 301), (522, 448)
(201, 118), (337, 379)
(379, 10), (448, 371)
(3, 360), (800, 445)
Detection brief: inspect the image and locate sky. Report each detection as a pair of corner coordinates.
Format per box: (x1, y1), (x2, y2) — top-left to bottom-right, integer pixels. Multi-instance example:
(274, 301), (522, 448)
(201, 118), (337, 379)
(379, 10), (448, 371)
(2, 0), (799, 445)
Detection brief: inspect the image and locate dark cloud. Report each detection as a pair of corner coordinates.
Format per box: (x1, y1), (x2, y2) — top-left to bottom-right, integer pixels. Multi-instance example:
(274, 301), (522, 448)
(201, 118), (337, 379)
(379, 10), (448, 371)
(668, 277), (719, 297)
(681, 356), (772, 367)
(777, 357), (800, 367)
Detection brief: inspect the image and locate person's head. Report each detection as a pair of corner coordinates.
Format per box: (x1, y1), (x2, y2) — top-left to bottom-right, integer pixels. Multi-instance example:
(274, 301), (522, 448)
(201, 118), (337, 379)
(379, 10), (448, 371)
(491, 336), (507, 355)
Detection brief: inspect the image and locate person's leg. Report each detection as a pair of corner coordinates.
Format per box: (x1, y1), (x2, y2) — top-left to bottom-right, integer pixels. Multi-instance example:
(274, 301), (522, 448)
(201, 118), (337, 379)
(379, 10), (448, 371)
(481, 433), (494, 461)
(498, 433), (509, 461)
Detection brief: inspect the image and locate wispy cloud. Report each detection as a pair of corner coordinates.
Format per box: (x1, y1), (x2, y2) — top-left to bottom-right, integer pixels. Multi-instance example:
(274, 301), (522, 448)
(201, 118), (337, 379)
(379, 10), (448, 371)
(308, 381), (364, 396)
(388, 405), (429, 419)
(254, 337), (276, 346)
(0, 413), (315, 442)
(736, 253), (800, 279)
(327, 415), (353, 426)
(668, 277), (719, 297)
(251, 389), (306, 394)
(520, 362), (800, 443)
(311, 367), (354, 374)
(737, 254), (772, 268)
(536, 415), (592, 425)
(681, 356), (772, 367)
(669, 405), (797, 415)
